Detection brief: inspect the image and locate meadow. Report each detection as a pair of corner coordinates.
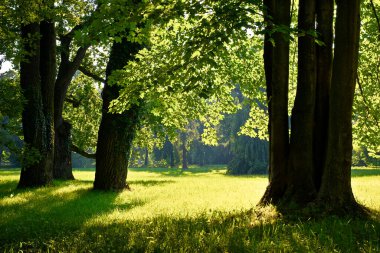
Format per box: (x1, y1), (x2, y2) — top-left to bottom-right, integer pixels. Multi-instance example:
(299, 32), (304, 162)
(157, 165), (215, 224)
(0, 166), (379, 252)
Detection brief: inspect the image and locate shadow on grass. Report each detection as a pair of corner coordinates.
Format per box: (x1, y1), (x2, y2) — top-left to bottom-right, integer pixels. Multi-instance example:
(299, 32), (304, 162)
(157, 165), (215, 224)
(129, 179), (175, 187)
(0, 180), (19, 198)
(351, 168), (380, 177)
(0, 180), (147, 246)
(129, 166), (227, 177)
(3, 208), (379, 252)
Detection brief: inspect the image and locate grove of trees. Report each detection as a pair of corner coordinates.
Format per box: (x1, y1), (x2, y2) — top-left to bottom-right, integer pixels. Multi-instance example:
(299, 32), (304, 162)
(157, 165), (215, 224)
(1, 0), (379, 215)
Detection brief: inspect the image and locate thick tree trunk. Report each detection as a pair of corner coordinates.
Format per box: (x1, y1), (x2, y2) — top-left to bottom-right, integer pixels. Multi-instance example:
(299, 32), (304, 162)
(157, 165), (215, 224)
(53, 121), (74, 179)
(18, 23), (55, 188)
(39, 21), (74, 181)
(314, 0), (333, 192)
(181, 132), (188, 170)
(53, 30), (88, 180)
(93, 38), (141, 191)
(318, 0), (361, 211)
(286, 0), (317, 204)
(260, 0), (291, 205)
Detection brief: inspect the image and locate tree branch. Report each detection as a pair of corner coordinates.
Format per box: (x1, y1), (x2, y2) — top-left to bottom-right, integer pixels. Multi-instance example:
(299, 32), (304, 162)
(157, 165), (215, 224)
(65, 95), (81, 108)
(370, 0), (380, 37)
(78, 65), (106, 83)
(71, 144), (96, 159)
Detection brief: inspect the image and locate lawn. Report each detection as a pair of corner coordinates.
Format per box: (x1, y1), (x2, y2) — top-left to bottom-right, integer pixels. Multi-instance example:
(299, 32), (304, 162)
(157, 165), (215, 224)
(0, 166), (379, 252)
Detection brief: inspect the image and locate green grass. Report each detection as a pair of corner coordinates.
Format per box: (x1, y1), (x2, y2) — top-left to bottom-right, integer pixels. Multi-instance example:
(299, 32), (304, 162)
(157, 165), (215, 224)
(0, 166), (379, 252)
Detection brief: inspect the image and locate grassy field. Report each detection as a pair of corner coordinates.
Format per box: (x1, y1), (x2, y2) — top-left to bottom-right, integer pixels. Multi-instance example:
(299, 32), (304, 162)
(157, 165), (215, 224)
(0, 166), (379, 252)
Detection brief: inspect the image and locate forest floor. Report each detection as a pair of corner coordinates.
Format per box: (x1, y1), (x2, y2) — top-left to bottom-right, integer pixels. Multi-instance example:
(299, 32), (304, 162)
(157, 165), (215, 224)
(0, 166), (379, 252)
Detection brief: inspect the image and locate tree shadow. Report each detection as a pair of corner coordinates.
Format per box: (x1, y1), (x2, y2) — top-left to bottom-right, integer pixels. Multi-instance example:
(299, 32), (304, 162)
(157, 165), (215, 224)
(130, 166), (227, 177)
(129, 179), (175, 187)
(0, 180), (147, 246)
(0, 179), (19, 198)
(351, 168), (380, 177)
(4, 208), (379, 252)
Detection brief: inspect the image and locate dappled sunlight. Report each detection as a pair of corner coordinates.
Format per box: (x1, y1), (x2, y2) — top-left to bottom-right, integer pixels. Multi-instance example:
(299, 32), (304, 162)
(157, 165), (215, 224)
(0, 191), (36, 206)
(50, 183), (92, 197)
(1, 168), (379, 252)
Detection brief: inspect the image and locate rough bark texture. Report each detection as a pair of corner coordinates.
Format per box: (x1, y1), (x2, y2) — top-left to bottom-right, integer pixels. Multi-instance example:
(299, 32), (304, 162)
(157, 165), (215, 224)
(53, 121), (74, 179)
(18, 23), (55, 188)
(93, 39), (141, 191)
(53, 31), (88, 180)
(314, 0), (333, 192)
(260, 0), (291, 205)
(286, 0), (317, 204)
(318, 0), (361, 209)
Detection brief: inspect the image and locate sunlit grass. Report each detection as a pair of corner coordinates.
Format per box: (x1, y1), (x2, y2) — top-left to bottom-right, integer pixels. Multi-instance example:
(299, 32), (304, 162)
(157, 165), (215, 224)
(0, 166), (379, 252)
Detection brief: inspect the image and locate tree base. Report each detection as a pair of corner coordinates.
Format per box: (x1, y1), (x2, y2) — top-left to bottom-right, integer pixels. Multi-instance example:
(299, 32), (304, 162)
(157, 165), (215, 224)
(93, 182), (131, 192)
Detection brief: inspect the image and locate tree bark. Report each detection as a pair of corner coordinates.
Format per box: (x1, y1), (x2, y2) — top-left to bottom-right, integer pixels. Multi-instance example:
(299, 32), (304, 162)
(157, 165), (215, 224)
(318, 0), (361, 211)
(286, 0), (317, 204)
(314, 0), (333, 191)
(18, 22), (55, 188)
(181, 132), (188, 170)
(53, 32), (89, 180)
(144, 147), (149, 167)
(260, 0), (291, 205)
(53, 121), (74, 179)
(93, 38), (142, 191)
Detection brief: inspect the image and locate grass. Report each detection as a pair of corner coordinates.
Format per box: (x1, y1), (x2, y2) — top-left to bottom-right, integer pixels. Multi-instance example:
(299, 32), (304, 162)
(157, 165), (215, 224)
(0, 166), (379, 252)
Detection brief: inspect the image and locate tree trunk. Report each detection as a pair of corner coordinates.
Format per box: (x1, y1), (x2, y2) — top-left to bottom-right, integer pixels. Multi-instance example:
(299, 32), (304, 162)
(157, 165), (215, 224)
(314, 0), (333, 192)
(170, 141), (175, 168)
(53, 30), (88, 180)
(286, 0), (317, 204)
(260, 0), (291, 205)
(53, 120), (74, 179)
(144, 147), (149, 167)
(318, 0), (361, 211)
(93, 38), (141, 191)
(181, 132), (188, 170)
(18, 22), (55, 188)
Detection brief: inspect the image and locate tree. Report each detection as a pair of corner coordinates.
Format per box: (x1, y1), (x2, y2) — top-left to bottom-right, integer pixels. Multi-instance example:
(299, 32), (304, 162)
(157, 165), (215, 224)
(318, 0), (361, 210)
(259, 0), (363, 214)
(93, 37), (142, 190)
(260, 0), (291, 204)
(0, 1), (101, 186)
(17, 21), (56, 187)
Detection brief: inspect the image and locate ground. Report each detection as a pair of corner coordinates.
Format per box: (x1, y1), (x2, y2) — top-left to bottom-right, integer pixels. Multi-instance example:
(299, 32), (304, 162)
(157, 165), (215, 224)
(0, 166), (379, 252)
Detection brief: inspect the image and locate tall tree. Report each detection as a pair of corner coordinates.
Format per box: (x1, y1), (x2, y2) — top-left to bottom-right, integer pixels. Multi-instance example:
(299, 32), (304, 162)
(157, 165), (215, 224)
(260, 0), (291, 204)
(314, 0), (334, 191)
(53, 24), (90, 180)
(318, 0), (361, 210)
(286, 0), (317, 204)
(259, 0), (363, 214)
(18, 22), (55, 187)
(93, 38), (142, 190)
